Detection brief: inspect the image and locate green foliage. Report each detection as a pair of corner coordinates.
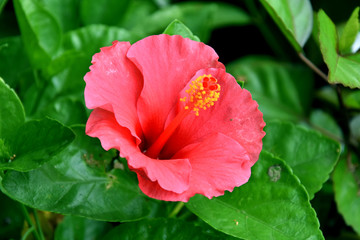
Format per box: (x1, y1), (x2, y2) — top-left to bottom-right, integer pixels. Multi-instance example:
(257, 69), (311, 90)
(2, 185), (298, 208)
(0, 77), (25, 140)
(163, 19), (200, 41)
(0, 127), (151, 221)
(0, 118), (75, 172)
(13, 0), (62, 68)
(227, 56), (313, 122)
(186, 151), (323, 240)
(54, 215), (112, 240)
(129, 1), (251, 42)
(263, 121), (340, 199)
(333, 157), (360, 235)
(0, 0), (359, 239)
(318, 10), (360, 88)
(80, 0), (130, 26)
(339, 7), (360, 55)
(260, 0), (313, 52)
(103, 218), (236, 240)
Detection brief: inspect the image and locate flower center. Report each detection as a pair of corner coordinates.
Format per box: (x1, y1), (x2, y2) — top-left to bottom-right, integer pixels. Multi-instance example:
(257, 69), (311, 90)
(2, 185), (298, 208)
(180, 74), (221, 116)
(145, 74), (221, 159)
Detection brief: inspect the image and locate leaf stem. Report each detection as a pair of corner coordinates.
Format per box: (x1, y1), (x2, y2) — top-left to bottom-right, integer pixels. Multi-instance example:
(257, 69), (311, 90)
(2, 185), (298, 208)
(21, 226), (36, 240)
(168, 202), (185, 218)
(33, 209), (45, 240)
(298, 53), (328, 82)
(20, 204), (41, 240)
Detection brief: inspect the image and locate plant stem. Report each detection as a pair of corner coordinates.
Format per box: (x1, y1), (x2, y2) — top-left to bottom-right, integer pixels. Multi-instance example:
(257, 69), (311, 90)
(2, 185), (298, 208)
(20, 205), (41, 240)
(298, 53), (328, 82)
(33, 209), (45, 240)
(21, 226), (36, 240)
(168, 202), (185, 218)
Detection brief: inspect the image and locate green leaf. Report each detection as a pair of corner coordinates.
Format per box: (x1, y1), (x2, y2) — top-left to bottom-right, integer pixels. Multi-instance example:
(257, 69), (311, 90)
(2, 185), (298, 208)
(260, 0), (313, 52)
(0, 77), (25, 140)
(226, 56), (313, 122)
(0, 192), (24, 240)
(0, 0), (7, 16)
(186, 151), (324, 240)
(163, 19), (200, 41)
(80, 0), (130, 26)
(263, 121), (341, 199)
(119, 0), (157, 30)
(35, 97), (88, 126)
(131, 2), (250, 42)
(339, 7), (360, 55)
(333, 157), (360, 234)
(13, 0), (62, 68)
(309, 109), (343, 140)
(103, 218), (236, 240)
(318, 10), (360, 88)
(38, 0), (81, 32)
(54, 215), (111, 240)
(0, 118), (75, 172)
(344, 90), (360, 109)
(0, 37), (31, 88)
(0, 126), (151, 221)
(210, 2), (251, 29)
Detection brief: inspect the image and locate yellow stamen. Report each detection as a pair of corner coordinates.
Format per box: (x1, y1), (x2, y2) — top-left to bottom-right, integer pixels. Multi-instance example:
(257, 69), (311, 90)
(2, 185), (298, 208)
(181, 74), (221, 116)
(145, 74), (221, 158)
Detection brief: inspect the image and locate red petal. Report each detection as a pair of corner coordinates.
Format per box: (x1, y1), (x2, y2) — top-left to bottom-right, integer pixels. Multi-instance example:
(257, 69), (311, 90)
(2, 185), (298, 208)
(126, 34), (224, 146)
(86, 108), (191, 194)
(84, 41), (143, 141)
(138, 133), (252, 202)
(85, 108), (136, 153)
(128, 154), (191, 194)
(163, 68), (265, 165)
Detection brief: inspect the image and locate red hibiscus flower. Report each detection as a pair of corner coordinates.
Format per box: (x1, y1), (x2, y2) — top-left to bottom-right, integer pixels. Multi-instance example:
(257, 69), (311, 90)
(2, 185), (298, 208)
(84, 34), (265, 202)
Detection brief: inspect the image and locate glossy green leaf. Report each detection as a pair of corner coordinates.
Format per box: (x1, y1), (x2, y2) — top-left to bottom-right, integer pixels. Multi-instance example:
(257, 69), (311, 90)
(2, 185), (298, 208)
(0, 36), (31, 88)
(339, 7), (359, 55)
(13, 0), (62, 68)
(80, 0), (130, 26)
(103, 218), (236, 240)
(39, 0), (81, 32)
(260, 0), (313, 51)
(226, 56), (313, 122)
(333, 157), (360, 234)
(210, 2), (251, 29)
(0, 118), (75, 172)
(263, 121), (341, 199)
(0, 0), (8, 17)
(316, 86), (339, 107)
(0, 77), (25, 140)
(0, 192), (24, 240)
(54, 215), (111, 240)
(119, 0), (157, 30)
(0, 126), (151, 221)
(131, 2), (250, 42)
(35, 97), (87, 126)
(163, 19), (200, 41)
(309, 109), (343, 140)
(318, 10), (360, 88)
(186, 151), (324, 240)
(344, 90), (360, 109)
